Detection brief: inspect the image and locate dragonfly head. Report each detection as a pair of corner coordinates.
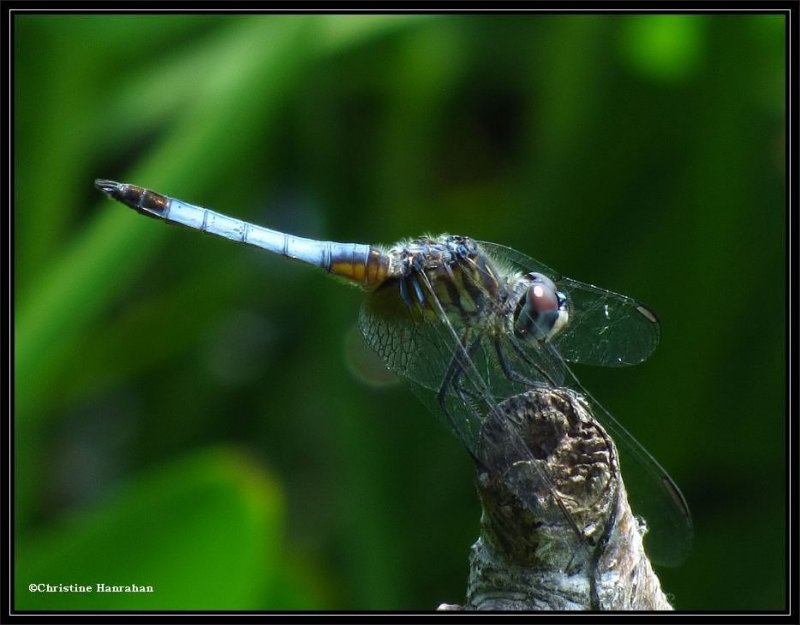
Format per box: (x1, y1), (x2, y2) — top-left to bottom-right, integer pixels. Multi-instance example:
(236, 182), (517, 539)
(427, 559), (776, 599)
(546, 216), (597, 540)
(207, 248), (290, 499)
(513, 272), (569, 342)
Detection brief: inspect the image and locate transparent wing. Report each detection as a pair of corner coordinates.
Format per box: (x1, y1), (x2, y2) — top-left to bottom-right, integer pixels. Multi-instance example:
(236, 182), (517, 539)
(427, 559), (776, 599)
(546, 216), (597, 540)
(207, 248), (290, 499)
(478, 241), (660, 367)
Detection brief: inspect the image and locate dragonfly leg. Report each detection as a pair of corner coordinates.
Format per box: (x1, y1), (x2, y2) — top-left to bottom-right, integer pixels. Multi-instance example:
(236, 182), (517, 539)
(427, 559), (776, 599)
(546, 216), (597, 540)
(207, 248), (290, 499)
(436, 335), (484, 440)
(400, 272), (429, 312)
(447, 338), (492, 413)
(436, 334), (481, 405)
(409, 275), (427, 309)
(398, 277), (412, 308)
(402, 268), (484, 435)
(493, 337), (541, 388)
(502, 335), (559, 387)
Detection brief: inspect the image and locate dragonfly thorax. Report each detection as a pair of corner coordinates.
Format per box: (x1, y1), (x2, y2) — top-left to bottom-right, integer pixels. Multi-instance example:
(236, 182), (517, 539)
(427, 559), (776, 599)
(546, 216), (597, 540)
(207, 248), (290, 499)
(387, 235), (512, 328)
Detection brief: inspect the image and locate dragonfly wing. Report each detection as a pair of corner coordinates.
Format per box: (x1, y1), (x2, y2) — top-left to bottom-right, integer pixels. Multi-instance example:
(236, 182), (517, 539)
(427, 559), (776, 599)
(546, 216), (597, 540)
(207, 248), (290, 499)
(358, 280), (452, 391)
(553, 276), (660, 366)
(477, 241), (660, 367)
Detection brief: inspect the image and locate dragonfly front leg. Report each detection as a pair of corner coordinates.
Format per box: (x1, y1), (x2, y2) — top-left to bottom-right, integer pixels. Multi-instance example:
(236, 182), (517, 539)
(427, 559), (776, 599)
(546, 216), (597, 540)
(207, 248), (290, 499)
(492, 336), (559, 390)
(497, 335), (560, 388)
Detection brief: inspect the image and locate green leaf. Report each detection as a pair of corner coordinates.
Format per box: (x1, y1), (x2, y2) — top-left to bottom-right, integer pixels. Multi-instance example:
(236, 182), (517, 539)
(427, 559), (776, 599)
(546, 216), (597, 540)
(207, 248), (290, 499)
(16, 447), (287, 610)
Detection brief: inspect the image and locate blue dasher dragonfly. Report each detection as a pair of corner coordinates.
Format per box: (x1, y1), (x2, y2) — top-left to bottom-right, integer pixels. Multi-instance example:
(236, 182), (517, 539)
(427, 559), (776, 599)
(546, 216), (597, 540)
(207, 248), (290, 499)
(95, 179), (693, 566)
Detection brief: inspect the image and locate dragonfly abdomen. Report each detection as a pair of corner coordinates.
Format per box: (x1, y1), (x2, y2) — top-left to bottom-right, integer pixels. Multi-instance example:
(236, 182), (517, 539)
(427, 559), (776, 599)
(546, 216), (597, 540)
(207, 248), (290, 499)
(95, 179), (391, 288)
(329, 246), (392, 287)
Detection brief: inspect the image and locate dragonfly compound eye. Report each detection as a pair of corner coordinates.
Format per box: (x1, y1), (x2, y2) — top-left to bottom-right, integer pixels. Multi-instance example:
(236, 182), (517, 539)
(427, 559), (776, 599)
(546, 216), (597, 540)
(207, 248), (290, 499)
(514, 272), (569, 341)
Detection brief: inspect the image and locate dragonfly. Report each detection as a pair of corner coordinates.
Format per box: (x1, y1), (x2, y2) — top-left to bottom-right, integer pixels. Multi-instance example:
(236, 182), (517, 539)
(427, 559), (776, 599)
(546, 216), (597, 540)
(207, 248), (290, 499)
(95, 179), (693, 566)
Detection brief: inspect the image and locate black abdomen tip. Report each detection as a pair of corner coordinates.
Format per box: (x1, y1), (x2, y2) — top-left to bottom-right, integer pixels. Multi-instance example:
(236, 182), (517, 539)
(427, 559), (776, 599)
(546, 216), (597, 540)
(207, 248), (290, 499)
(94, 179), (122, 194)
(94, 179), (170, 218)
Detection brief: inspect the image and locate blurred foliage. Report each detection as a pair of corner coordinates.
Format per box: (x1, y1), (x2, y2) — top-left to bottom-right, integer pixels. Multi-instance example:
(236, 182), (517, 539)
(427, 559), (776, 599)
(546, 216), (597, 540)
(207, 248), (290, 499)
(16, 449), (287, 609)
(14, 13), (785, 610)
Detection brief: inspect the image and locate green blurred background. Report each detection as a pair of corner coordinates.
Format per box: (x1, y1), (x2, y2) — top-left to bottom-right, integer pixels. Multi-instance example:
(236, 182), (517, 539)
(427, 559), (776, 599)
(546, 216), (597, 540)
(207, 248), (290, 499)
(14, 13), (785, 611)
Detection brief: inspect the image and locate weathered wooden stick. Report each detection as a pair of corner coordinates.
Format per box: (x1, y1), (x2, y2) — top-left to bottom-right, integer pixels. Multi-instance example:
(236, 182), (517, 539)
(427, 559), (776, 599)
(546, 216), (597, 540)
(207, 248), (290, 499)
(438, 387), (672, 611)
